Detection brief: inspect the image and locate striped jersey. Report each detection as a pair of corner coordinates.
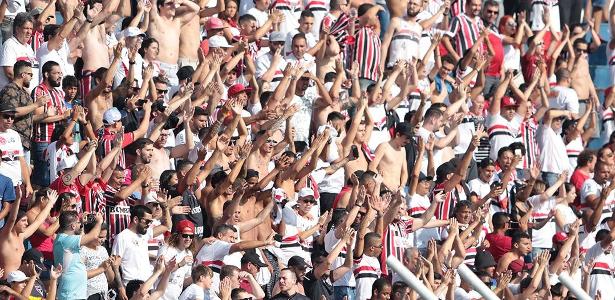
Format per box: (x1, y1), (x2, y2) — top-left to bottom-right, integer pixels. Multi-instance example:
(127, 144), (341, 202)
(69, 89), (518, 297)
(353, 26), (381, 82)
(32, 84), (66, 143)
(353, 255), (381, 300)
(519, 117), (539, 169)
(381, 219), (414, 276)
(448, 13), (483, 58)
(432, 183), (468, 220)
(97, 129), (135, 169)
(30, 30), (44, 56)
(104, 184), (137, 244)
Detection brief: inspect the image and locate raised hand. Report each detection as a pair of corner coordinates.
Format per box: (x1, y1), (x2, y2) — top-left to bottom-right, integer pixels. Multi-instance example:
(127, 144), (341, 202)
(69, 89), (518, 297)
(238, 142), (253, 159)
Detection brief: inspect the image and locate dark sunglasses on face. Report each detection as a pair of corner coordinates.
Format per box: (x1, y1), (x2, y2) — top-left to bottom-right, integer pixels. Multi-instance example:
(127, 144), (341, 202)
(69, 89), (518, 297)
(181, 234), (194, 239)
(576, 48), (587, 53)
(157, 89), (168, 94)
(1, 114), (15, 120)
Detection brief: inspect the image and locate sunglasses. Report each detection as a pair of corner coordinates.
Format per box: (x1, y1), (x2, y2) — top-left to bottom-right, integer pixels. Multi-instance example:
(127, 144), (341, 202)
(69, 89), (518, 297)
(149, 202), (161, 208)
(266, 139), (278, 145)
(140, 218), (153, 225)
(302, 199), (316, 204)
(487, 9), (498, 14)
(1, 114), (15, 120)
(238, 298), (253, 300)
(181, 234), (194, 239)
(228, 138), (238, 146)
(157, 89), (168, 94)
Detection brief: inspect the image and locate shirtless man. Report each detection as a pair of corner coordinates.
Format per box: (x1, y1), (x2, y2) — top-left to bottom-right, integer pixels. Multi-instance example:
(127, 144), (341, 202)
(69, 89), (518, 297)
(148, 110), (194, 179)
(570, 39), (598, 114)
(79, 1), (120, 97)
(86, 42), (124, 130)
(368, 123), (413, 192)
(148, 0), (200, 86)
(178, 0), (224, 69)
(0, 189), (57, 279)
(495, 231), (534, 274)
(201, 142), (251, 227)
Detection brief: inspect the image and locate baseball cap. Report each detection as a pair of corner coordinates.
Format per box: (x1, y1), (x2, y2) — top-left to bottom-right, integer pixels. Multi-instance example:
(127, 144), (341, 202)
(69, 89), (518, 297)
(175, 219), (195, 235)
(298, 188), (315, 199)
(241, 250), (267, 267)
(123, 27), (146, 38)
(288, 256), (311, 269)
(177, 66), (195, 82)
(227, 83), (253, 98)
(474, 251), (497, 270)
(418, 173), (433, 182)
(205, 17), (227, 31)
(208, 35), (232, 48)
(269, 31), (285, 42)
(7, 271), (28, 283)
(552, 232), (568, 244)
(0, 102), (17, 114)
(500, 96), (518, 107)
(102, 107), (127, 126)
(27, 7), (44, 17)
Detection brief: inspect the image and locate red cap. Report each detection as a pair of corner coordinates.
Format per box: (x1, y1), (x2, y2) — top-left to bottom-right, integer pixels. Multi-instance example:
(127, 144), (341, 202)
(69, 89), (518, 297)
(500, 96), (518, 107)
(552, 232), (568, 244)
(175, 220), (195, 235)
(227, 83), (253, 98)
(205, 17), (227, 31)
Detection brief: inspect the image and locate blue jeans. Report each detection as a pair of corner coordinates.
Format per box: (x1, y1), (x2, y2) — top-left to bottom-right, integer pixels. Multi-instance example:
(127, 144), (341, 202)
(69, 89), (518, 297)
(541, 172), (559, 187)
(31, 141), (50, 187)
(333, 286), (356, 300)
(377, 3), (390, 40)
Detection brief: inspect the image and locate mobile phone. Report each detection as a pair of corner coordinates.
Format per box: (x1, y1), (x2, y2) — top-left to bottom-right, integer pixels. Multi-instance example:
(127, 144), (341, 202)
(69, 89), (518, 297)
(351, 145), (359, 159)
(86, 214), (96, 223)
(491, 181), (502, 189)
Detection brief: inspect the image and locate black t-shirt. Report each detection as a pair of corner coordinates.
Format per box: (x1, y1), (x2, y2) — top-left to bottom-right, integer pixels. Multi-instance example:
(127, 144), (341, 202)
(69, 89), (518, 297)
(171, 189), (205, 237)
(303, 271), (333, 300)
(271, 291), (311, 300)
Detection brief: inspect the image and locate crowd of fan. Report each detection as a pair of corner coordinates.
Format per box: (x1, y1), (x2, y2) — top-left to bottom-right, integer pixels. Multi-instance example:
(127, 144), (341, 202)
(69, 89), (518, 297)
(0, 0), (612, 298)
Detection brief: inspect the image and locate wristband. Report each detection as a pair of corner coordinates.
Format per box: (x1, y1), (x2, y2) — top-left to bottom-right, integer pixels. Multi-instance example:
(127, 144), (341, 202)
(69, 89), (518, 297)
(129, 61), (136, 65)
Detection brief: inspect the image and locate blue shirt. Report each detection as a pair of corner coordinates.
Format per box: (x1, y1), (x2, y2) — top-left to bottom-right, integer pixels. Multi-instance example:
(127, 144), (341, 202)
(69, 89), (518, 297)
(53, 233), (87, 299)
(0, 174), (15, 228)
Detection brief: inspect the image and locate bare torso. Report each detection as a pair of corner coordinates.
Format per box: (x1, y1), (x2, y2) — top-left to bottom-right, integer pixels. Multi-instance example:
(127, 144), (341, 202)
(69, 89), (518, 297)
(246, 150), (272, 178)
(571, 58), (591, 100)
(238, 196), (258, 240)
(148, 17), (181, 64)
(88, 93), (113, 130)
(178, 17), (200, 61)
(150, 147), (171, 180)
(82, 25), (110, 72)
(0, 233), (24, 279)
(376, 142), (406, 191)
(345, 142), (369, 179)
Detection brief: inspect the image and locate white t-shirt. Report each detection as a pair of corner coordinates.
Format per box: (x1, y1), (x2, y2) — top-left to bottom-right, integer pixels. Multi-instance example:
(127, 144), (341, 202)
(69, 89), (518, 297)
(36, 40), (74, 77)
(0, 129), (24, 186)
(112, 227), (155, 284)
(530, 0), (561, 32)
(468, 178), (491, 199)
(486, 113), (523, 160)
(324, 229), (355, 287)
(537, 124), (570, 173)
(0, 37), (38, 90)
(417, 127), (443, 175)
(284, 31), (317, 57)
(528, 195), (557, 249)
(157, 246), (193, 300)
(548, 85), (580, 115)
(408, 194), (440, 249)
(580, 179), (615, 223)
(195, 240), (232, 298)
(246, 8), (268, 27)
(45, 141), (80, 184)
(179, 283), (208, 300)
(354, 255), (382, 300)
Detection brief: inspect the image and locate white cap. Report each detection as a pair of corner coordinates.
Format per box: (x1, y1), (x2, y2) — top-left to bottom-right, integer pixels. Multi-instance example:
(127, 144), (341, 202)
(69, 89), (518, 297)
(102, 107), (125, 126)
(269, 31), (285, 42)
(298, 188), (315, 199)
(208, 35), (232, 48)
(123, 27), (145, 38)
(7, 271), (28, 283)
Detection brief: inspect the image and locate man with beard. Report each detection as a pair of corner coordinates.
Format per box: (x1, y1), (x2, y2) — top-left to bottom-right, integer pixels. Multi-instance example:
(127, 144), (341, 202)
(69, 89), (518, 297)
(381, 0), (448, 67)
(53, 210), (104, 299)
(0, 61), (46, 164)
(86, 42), (124, 131)
(112, 205), (169, 287)
(442, 0), (484, 62)
(32, 60), (70, 187)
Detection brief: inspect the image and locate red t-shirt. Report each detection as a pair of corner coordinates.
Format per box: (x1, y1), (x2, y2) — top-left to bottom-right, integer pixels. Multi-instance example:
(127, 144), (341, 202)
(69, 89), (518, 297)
(570, 169), (590, 207)
(485, 32), (504, 77)
(485, 232), (512, 262)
